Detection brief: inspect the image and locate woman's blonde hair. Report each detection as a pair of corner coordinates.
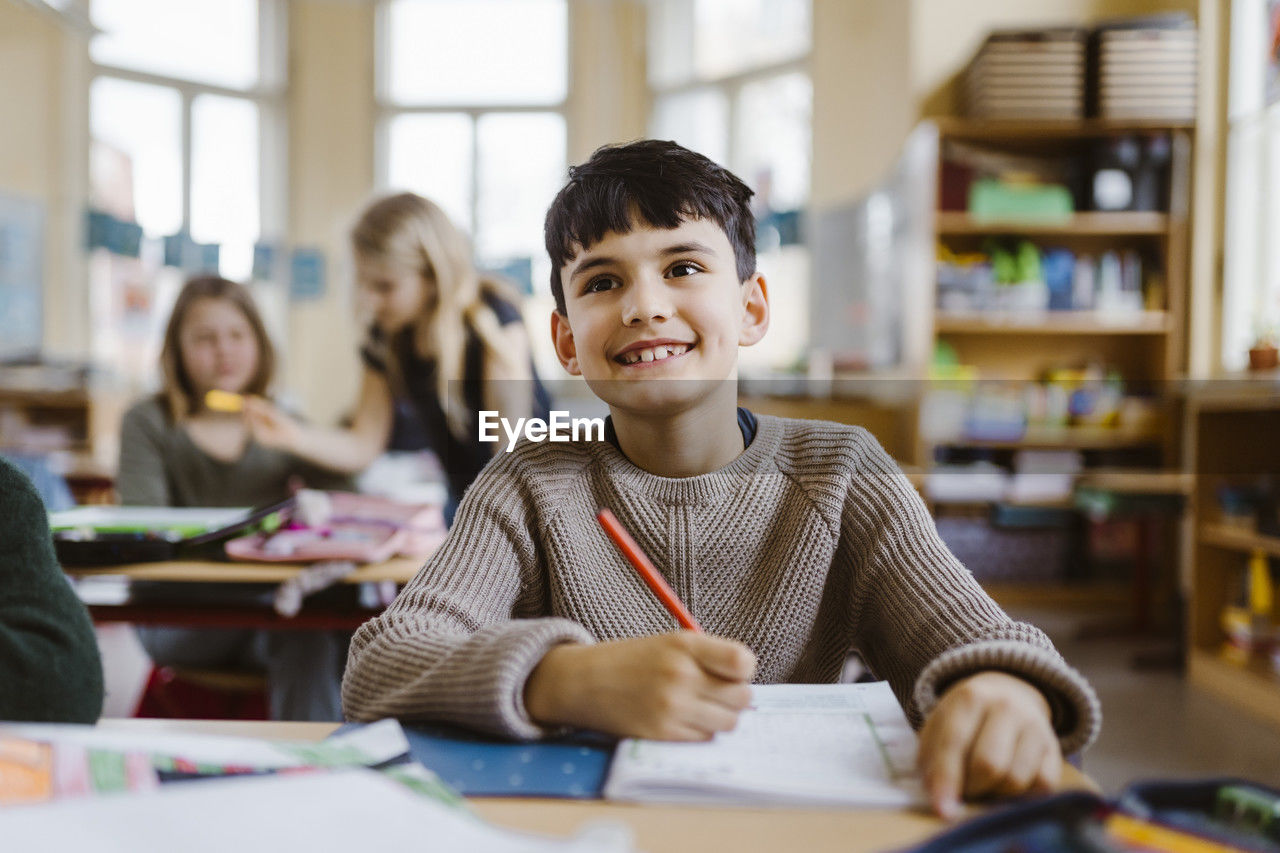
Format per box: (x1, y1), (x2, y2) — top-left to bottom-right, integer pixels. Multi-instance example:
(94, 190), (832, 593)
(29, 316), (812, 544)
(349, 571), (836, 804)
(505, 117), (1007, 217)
(157, 276), (276, 421)
(351, 192), (523, 438)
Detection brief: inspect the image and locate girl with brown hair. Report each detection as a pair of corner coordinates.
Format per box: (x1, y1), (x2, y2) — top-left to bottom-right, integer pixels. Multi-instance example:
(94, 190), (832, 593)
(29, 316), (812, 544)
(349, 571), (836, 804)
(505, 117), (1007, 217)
(117, 275), (351, 721)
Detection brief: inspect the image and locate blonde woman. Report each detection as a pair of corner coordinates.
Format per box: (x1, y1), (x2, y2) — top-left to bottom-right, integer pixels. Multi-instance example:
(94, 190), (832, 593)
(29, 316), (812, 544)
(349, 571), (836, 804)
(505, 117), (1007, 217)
(245, 193), (549, 521)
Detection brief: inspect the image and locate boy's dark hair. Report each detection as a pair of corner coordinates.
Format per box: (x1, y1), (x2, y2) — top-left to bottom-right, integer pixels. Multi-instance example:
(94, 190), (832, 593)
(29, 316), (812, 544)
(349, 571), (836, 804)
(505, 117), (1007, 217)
(544, 139), (756, 314)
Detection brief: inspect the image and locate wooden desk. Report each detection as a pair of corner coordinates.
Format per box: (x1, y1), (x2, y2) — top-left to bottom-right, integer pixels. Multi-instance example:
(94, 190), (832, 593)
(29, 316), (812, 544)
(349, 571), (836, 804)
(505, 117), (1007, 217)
(95, 718), (1094, 853)
(65, 557), (423, 585)
(65, 557), (424, 630)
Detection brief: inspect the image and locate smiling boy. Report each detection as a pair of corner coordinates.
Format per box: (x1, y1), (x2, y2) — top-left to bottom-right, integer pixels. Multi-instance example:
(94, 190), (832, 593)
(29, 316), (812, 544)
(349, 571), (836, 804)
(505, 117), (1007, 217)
(342, 140), (1100, 817)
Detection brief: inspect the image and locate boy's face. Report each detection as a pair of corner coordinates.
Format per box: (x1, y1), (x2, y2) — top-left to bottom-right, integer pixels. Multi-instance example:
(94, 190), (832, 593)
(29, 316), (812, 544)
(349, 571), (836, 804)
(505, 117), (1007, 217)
(551, 216), (768, 416)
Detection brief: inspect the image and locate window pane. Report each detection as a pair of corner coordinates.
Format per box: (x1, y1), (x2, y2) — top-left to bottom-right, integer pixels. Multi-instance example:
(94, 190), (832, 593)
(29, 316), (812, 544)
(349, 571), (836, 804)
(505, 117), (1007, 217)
(191, 95), (260, 282)
(1221, 120), (1264, 370)
(385, 113), (474, 234)
(1228, 0), (1267, 121)
(91, 0), (259, 90)
(650, 0), (810, 87)
(385, 0), (566, 105)
(1264, 106), (1280, 338)
(736, 72), (811, 211)
(475, 113), (565, 287)
(650, 88), (729, 169)
(89, 76), (182, 237)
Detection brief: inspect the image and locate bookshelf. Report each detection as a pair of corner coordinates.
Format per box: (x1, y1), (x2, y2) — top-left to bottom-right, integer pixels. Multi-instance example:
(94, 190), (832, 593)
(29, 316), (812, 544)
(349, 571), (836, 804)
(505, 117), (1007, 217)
(1184, 382), (1280, 730)
(918, 118), (1195, 603)
(922, 118), (1193, 464)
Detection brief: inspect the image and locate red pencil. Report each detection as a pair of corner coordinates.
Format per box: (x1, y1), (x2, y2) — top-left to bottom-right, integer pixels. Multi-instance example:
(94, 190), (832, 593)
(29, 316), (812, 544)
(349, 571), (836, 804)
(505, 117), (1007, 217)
(596, 507), (703, 633)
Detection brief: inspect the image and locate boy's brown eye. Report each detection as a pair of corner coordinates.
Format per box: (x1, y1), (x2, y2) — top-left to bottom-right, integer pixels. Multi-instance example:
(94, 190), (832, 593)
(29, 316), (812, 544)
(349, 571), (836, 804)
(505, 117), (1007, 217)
(584, 276), (619, 294)
(669, 263), (700, 278)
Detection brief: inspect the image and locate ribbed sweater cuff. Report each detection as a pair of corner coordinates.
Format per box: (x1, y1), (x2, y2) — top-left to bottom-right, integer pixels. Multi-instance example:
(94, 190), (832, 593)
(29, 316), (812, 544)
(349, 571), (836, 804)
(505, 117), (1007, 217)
(489, 619), (596, 740)
(911, 640), (1102, 756)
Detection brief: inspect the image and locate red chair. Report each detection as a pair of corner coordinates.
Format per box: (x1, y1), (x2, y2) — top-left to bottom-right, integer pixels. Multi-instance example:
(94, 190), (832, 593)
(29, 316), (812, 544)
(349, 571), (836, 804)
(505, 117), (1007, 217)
(133, 666), (269, 720)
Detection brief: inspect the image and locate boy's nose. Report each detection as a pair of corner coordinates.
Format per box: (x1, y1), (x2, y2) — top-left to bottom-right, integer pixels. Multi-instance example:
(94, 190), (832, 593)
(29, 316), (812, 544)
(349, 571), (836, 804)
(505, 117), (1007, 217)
(621, 276), (674, 325)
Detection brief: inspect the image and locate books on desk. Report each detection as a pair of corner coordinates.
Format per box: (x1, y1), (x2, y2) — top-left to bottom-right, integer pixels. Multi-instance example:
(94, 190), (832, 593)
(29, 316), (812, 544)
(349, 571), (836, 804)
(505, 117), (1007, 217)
(386, 683), (923, 808)
(0, 720), (631, 852)
(604, 682), (924, 808)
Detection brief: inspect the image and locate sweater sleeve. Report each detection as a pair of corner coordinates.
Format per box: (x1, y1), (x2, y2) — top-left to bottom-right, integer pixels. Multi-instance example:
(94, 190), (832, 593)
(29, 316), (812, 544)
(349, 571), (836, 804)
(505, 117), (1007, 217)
(0, 459), (105, 723)
(838, 432), (1100, 756)
(116, 401), (173, 506)
(341, 455), (594, 738)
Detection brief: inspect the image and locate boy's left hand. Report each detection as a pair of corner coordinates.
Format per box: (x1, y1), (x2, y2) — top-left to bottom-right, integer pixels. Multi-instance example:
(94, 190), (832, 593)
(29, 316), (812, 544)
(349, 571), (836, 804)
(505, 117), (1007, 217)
(917, 670), (1061, 819)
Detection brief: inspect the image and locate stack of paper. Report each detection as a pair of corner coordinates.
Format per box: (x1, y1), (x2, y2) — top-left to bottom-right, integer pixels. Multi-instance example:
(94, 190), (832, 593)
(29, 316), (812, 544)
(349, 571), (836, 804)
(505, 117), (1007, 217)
(604, 683), (924, 808)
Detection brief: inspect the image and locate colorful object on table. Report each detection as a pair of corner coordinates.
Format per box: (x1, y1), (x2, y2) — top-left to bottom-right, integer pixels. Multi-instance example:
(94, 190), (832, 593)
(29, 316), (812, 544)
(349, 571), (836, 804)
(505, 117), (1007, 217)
(204, 389), (245, 413)
(596, 507), (702, 632)
(225, 490), (446, 563)
(910, 778), (1280, 853)
(1104, 813), (1243, 853)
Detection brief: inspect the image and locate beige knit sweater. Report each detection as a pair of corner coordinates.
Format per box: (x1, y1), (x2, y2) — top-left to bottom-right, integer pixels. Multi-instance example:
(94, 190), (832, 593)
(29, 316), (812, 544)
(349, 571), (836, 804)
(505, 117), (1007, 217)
(343, 415), (1101, 754)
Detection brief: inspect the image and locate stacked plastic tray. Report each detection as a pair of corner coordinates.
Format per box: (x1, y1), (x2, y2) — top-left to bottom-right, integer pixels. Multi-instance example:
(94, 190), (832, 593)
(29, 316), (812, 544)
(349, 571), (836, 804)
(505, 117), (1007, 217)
(962, 28), (1087, 120)
(1093, 16), (1197, 120)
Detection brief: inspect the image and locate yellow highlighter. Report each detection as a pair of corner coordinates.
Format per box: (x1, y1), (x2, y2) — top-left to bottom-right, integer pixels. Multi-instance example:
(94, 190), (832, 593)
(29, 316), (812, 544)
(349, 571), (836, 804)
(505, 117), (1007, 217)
(204, 389), (245, 413)
(1104, 813), (1244, 853)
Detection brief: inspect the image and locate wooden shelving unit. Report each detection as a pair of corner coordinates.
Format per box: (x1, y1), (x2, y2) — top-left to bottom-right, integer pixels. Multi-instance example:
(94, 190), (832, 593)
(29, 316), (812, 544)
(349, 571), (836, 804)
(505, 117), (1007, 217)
(1184, 384), (1280, 730)
(923, 118), (1192, 464)
(920, 118), (1194, 601)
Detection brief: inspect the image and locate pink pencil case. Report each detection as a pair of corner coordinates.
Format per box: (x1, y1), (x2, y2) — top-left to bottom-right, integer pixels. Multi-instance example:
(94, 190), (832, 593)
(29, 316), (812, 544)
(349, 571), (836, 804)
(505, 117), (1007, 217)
(224, 491), (446, 563)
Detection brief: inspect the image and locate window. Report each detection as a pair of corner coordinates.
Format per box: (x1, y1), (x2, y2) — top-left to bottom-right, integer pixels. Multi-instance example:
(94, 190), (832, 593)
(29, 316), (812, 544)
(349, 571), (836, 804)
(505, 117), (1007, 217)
(1221, 0), (1280, 369)
(647, 0), (812, 372)
(377, 0), (568, 297)
(87, 0), (285, 379)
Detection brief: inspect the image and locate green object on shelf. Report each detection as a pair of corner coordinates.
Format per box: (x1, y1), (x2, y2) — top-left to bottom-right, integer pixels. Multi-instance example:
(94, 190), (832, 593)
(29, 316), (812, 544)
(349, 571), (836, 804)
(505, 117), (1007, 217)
(968, 178), (1073, 222)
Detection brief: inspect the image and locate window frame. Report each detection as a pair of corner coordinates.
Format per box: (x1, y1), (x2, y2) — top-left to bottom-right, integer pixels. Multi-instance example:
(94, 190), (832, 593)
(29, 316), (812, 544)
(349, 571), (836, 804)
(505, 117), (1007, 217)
(1221, 0), (1280, 370)
(371, 0), (570, 262)
(648, 54), (811, 186)
(87, 0), (290, 252)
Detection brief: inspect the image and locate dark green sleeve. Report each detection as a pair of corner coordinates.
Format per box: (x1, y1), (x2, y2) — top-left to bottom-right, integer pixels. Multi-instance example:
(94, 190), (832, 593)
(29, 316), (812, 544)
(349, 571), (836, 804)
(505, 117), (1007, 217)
(0, 458), (105, 722)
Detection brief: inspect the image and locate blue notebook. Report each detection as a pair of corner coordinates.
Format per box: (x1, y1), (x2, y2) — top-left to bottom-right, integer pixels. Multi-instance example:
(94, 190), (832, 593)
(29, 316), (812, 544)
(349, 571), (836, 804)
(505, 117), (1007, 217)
(335, 722), (615, 799)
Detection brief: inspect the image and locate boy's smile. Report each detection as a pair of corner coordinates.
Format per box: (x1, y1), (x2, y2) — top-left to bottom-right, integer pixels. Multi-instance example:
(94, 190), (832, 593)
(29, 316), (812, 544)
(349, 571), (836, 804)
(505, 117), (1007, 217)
(551, 216), (768, 416)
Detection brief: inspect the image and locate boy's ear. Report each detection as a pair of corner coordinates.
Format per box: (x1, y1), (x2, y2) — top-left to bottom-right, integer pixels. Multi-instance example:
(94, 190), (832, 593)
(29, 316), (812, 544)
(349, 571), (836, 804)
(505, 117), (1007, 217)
(550, 311), (582, 375)
(738, 273), (770, 347)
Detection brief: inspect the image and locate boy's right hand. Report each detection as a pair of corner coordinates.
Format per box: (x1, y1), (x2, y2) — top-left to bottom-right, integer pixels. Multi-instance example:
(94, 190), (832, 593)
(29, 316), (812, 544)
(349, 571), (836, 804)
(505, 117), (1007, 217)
(524, 633), (756, 741)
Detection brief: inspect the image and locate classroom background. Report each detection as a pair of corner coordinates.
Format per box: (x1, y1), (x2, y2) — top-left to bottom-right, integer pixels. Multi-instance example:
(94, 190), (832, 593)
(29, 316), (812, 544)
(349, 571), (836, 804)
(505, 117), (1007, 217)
(2, 0), (1279, 794)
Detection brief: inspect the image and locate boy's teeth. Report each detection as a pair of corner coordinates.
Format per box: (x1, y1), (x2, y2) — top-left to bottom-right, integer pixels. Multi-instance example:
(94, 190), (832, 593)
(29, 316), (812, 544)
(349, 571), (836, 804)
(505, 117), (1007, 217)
(619, 344), (689, 364)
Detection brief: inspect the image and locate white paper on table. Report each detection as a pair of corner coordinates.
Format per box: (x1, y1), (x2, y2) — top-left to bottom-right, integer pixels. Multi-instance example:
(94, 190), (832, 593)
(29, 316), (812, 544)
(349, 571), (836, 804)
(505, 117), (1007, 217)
(0, 768), (633, 853)
(0, 718), (410, 771)
(604, 682), (925, 807)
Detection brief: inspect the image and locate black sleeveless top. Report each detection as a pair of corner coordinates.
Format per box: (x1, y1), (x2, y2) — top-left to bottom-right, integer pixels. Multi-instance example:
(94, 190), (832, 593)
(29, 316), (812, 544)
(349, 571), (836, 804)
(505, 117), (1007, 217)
(361, 292), (552, 503)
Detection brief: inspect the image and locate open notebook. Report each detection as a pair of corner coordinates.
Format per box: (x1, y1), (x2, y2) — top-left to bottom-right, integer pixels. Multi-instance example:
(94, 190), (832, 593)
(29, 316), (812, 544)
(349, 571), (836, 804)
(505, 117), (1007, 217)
(603, 682), (925, 808)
